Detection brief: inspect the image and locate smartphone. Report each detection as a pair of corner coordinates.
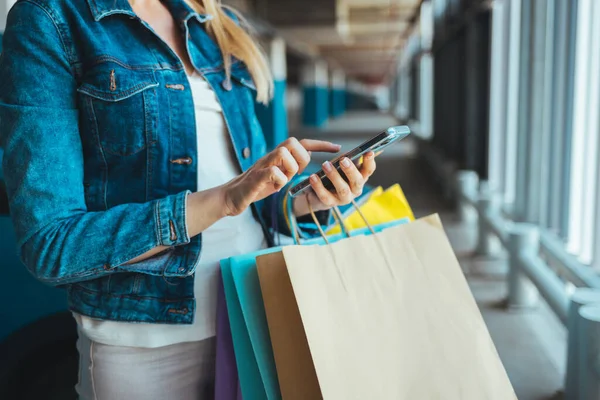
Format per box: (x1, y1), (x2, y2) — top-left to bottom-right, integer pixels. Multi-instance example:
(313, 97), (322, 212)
(288, 125), (410, 198)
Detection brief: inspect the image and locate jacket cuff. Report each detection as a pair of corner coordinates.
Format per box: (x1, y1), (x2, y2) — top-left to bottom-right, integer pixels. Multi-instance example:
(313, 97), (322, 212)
(155, 190), (191, 247)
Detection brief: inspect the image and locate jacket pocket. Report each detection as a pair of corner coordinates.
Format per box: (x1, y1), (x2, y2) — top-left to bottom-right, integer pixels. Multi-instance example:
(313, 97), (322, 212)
(78, 64), (159, 156)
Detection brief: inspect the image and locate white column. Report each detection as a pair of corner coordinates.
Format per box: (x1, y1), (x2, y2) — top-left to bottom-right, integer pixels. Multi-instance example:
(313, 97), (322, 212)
(268, 37), (286, 82)
(302, 60), (328, 87)
(330, 69), (345, 90)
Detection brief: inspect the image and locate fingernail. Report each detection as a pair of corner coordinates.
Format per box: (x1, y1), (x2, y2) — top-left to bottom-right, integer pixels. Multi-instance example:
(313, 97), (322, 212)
(341, 158), (351, 168)
(322, 161), (333, 172)
(310, 174), (318, 183)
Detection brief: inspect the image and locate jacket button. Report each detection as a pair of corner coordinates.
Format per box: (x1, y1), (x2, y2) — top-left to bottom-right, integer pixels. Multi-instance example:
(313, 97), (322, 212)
(242, 147), (251, 159)
(221, 79), (232, 91)
(170, 157), (193, 165)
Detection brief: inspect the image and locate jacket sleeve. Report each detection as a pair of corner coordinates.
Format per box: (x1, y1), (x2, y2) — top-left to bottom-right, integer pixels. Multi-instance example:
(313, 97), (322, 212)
(0, 1), (192, 286)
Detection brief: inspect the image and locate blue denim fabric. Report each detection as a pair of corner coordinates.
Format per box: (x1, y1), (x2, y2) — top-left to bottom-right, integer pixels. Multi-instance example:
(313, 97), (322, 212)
(0, 0), (302, 324)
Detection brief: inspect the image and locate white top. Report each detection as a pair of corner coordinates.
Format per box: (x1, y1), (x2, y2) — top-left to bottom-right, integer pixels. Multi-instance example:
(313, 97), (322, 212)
(74, 74), (268, 348)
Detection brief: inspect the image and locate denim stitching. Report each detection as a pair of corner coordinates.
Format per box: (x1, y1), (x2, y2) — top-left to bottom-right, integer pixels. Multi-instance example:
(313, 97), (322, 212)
(143, 88), (154, 200)
(73, 284), (192, 303)
(155, 200), (162, 245)
(78, 82), (159, 101)
(38, 266), (112, 285)
(84, 97), (109, 210)
(182, 192), (190, 243)
(155, 200), (163, 245)
(22, 1), (72, 64)
(91, 55), (183, 71)
(144, 87), (158, 146)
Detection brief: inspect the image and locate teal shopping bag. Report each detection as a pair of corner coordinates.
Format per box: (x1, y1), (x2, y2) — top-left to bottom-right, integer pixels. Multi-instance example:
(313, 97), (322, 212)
(222, 247), (282, 400)
(221, 217), (411, 400)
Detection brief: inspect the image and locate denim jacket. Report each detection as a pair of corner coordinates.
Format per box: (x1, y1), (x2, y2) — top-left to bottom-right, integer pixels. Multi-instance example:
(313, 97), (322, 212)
(0, 0), (309, 324)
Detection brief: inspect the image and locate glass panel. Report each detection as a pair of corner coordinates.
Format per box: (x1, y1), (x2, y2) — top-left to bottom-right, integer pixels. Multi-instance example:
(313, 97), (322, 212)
(567, 0), (599, 264)
(503, 0), (523, 213)
(513, 0), (532, 221)
(487, 0), (509, 193)
(525, 0), (549, 223)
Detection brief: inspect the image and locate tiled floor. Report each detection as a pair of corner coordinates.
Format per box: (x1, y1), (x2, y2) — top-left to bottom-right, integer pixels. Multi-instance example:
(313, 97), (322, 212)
(292, 111), (567, 400)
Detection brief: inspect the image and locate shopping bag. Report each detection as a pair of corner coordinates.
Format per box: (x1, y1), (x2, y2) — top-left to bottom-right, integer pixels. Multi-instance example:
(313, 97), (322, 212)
(256, 217), (410, 400)
(220, 248), (281, 400)
(222, 213), (410, 400)
(214, 273), (243, 400)
(327, 183), (414, 235)
(272, 214), (516, 399)
(256, 251), (321, 400)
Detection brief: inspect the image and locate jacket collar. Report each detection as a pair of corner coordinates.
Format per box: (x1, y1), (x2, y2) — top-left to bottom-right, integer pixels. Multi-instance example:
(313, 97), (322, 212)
(87, 0), (212, 23)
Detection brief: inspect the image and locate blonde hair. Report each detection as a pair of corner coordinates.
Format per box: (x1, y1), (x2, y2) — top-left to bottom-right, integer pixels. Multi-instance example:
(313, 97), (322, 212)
(185, 0), (273, 104)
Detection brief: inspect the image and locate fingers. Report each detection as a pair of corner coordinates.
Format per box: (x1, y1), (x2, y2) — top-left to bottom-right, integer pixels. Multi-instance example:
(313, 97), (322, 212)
(269, 137), (341, 178)
(339, 157), (364, 196)
(253, 166), (288, 192)
(266, 166), (289, 190)
(322, 160), (353, 203)
(359, 151), (376, 179)
(279, 137), (310, 173)
(266, 146), (298, 179)
(298, 138), (341, 153)
(309, 174), (338, 208)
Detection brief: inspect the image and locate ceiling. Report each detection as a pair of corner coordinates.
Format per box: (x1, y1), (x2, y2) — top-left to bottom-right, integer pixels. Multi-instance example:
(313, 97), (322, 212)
(229, 0), (421, 83)
(225, 0), (422, 84)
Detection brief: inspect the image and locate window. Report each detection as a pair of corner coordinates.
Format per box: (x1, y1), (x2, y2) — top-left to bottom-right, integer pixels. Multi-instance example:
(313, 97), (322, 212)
(489, 0), (600, 266)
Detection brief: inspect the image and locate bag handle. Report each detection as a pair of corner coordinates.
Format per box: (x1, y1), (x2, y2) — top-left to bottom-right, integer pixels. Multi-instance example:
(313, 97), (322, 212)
(290, 199), (346, 245)
(287, 195), (375, 245)
(350, 199), (376, 236)
(288, 193), (396, 285)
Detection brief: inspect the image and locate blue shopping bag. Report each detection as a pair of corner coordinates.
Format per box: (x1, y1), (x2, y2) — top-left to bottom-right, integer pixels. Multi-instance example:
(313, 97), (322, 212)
(220, 217), (410, 400)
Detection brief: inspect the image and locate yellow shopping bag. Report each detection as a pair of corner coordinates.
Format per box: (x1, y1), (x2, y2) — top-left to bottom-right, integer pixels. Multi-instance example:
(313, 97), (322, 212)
(327, 184), (414, 235)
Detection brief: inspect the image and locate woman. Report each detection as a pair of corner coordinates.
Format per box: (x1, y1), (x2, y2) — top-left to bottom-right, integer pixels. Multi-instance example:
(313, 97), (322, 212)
(0, 0), (376, 398)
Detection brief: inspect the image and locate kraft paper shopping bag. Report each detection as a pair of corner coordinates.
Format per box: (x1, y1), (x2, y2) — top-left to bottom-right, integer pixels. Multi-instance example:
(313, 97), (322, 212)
(282, 214), (516, 400)
(256, 251), (322, 400)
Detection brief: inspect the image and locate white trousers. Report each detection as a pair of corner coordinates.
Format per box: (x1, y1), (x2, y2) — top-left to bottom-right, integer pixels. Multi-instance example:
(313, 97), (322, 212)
(76, 331), (216, 400)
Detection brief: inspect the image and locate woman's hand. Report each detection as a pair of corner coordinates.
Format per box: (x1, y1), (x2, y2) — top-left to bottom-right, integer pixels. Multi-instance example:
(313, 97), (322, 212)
(293, 151), (377, 216)
(222, 138), (341, 216)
